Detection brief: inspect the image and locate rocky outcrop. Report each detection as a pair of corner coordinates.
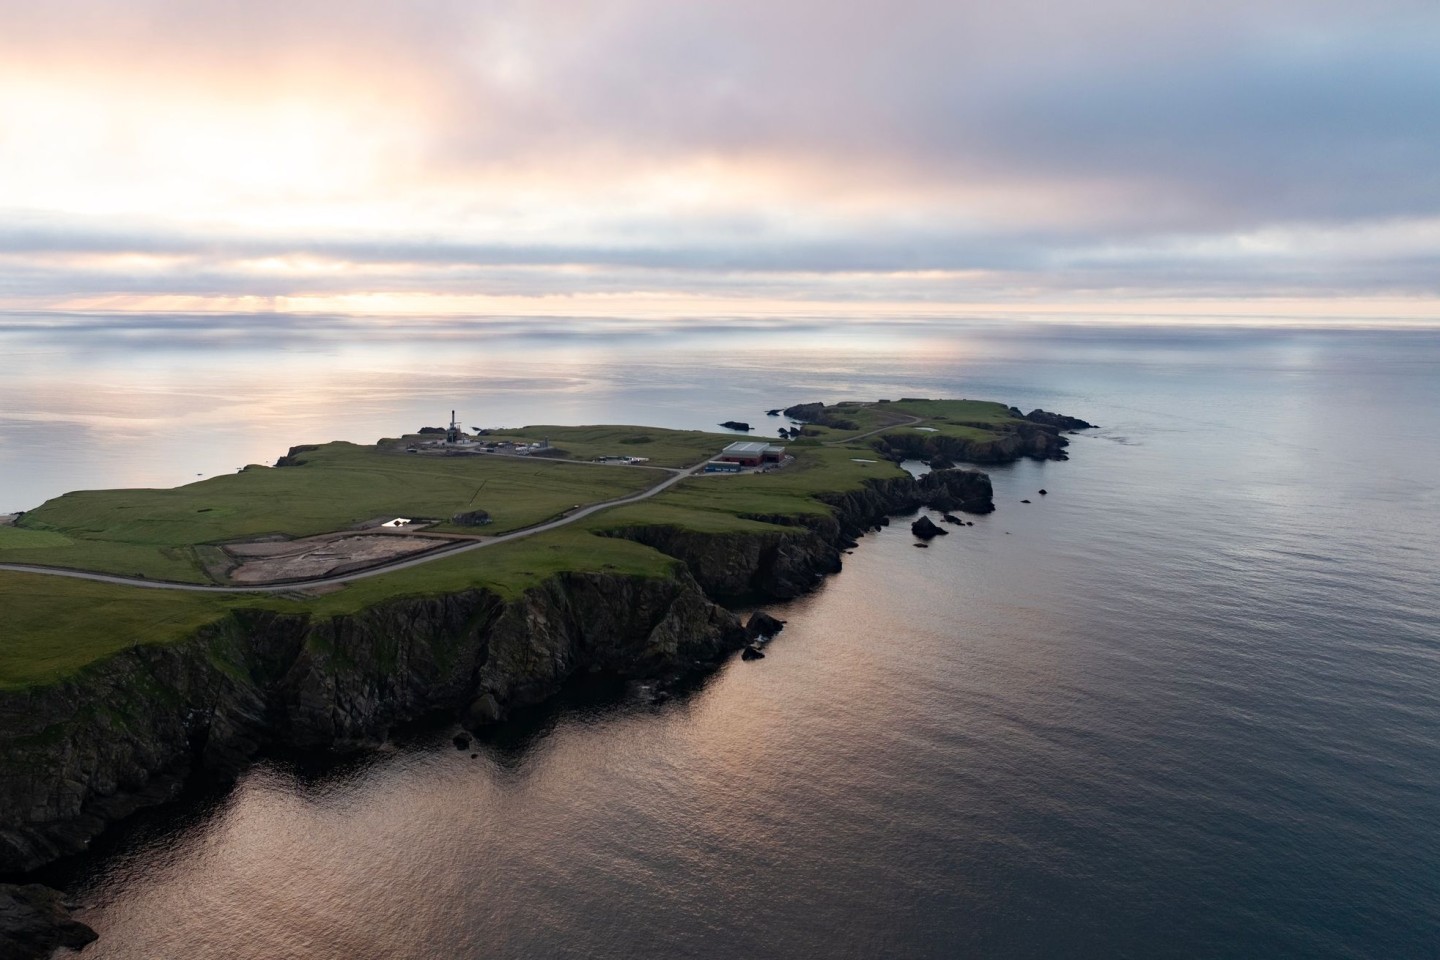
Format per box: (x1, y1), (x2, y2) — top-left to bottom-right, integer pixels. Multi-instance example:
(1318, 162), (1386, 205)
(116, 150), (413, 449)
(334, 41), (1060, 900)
(816, 468), (995, 526)
(873, 422), (1070, 464)
(0, 884), (97, 959)
(718, 421), (751, 432)
(1020, 408), (1095, 431)
(746, 611), (785, 640)
(601, 469), (992, 602)
(781, 403), (859, 432)
(781, 402), (826, 422)
(274, 444), (319, 467)
(0, 466), (994, 886)
(911, 516), (946, 539)
(595, 523), (840, 602)
(0, 573), (743, 877)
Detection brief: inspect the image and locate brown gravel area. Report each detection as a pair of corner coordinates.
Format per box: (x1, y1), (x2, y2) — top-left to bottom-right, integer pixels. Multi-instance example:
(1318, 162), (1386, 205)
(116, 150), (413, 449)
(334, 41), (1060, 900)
(225, 534), (447, 583)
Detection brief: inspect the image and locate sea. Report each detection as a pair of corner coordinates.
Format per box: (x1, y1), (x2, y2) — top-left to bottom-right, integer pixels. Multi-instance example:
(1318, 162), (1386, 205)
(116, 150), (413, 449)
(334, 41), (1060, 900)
(3, 317), (1438, 959)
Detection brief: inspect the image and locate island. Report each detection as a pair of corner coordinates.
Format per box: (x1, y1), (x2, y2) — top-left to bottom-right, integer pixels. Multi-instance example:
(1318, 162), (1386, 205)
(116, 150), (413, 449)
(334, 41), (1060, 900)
(0, 399), (1091, 955)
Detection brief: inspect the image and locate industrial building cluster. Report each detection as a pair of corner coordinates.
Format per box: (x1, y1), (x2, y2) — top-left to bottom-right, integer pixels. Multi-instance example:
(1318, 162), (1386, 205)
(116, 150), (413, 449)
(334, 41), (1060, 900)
(404, 412), (788, 474)
(705, 441), (788, 473)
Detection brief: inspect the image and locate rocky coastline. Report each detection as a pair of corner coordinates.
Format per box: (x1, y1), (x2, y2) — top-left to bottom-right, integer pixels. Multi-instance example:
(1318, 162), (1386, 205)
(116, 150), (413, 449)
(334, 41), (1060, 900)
(781, 400), (1093, 464)
(0, 467), (996, 957)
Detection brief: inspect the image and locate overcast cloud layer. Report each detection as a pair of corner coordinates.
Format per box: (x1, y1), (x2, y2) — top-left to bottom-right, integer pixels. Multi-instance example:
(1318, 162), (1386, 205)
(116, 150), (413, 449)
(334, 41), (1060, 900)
(2, 0), (1438, 323)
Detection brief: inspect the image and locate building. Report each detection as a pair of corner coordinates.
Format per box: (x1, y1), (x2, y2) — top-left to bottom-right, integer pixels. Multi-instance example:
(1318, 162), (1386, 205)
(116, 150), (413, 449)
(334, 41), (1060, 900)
(705, 459), (744, 473)
(716, 441), (786, 467)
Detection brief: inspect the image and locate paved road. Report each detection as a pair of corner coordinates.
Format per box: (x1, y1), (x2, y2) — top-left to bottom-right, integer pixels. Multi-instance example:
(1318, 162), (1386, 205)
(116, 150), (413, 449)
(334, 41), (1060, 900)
(821, 411), (924, 445)
(0, 412), (930, 595)
(0, 460), (710, 594)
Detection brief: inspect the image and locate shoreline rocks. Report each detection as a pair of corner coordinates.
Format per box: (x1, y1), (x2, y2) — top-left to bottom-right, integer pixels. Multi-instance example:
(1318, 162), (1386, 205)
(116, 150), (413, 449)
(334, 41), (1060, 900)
(746, 611), (786, 641)
(0, 883), (97, 960)
(1022, 409), (1095, 431)
(0, 464), (997, 913)
(911, 516), (947, 539)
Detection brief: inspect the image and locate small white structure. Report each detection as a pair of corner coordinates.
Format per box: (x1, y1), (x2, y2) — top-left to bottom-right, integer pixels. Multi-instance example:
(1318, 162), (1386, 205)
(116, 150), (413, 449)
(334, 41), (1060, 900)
(380, 518), (412, 528)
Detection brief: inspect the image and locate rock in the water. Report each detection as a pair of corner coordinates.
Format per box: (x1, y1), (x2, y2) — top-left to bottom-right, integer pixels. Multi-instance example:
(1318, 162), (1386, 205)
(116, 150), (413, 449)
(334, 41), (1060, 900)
(452, 732), (471, 750)
(467, 693), (502, 726)
(928, 454), (956, 470)
(0, 883), (98, 960)
(1021, 499), (1031, 504)
(1038, 489), (1048, 495)
(766, 409), (782, 416)
(741, 645), (766, 661)
(941, 513), (963, 524)
(718, 421), (751, 431)
(967, 521), (975, 526)
(911, 515), (948, 539)
(746, 611), (786, 640)
(914, 543), (929, 548)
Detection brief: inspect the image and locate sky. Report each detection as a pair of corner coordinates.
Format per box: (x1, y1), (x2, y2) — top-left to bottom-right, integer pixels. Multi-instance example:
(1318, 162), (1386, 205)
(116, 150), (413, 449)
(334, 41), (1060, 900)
(2, 0), (1439, 326)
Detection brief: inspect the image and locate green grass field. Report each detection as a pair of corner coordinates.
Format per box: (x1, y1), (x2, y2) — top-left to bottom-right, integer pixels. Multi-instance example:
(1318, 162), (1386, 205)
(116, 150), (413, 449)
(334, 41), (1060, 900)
(765, 401), (912, 442)
(884, 398), (1021, 423)
(0, 441), (896, 688)
(0, 572), (238, 689)
(0, 403), (1029, 690)
(589, 444), (910, 534)
(0, 528), (681, 688)
(4, 442), (661, 581)
(867, 399), (1030, 445)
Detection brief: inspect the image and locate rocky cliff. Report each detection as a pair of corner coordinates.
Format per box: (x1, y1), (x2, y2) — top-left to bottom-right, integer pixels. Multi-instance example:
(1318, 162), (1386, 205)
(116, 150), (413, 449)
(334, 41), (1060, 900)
(601, 469), (993, 602)
(872, 421), (1072, 463)
(1013, 407), (1096, 431)
(0, 464), (995, 950)
(0, 571), (744, 879)
(0, 883), (96, 959)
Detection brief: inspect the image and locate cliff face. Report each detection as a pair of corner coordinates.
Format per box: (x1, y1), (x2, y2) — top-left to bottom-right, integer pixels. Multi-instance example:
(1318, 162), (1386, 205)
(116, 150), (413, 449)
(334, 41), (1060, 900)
(873, 423), (1070, 463)
(1016, 408), (1094, 431)
(602, 469), (993, 602)
(0, 573), (743, 876)
(0, 468), (993, 880)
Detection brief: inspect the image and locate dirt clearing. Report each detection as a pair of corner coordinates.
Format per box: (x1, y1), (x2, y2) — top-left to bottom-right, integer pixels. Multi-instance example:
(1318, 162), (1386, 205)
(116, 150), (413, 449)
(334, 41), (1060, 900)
(224, 533), (451, 583)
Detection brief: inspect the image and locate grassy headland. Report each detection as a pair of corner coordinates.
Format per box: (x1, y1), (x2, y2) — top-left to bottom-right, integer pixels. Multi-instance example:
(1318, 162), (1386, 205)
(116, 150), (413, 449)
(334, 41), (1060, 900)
(3, 441), (661, 581)
(0, 400), (1074, 689)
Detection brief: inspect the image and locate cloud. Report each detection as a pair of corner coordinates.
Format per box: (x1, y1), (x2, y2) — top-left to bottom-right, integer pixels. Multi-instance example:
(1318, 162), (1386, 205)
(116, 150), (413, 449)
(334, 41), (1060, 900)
(0, 0), (1438, 318)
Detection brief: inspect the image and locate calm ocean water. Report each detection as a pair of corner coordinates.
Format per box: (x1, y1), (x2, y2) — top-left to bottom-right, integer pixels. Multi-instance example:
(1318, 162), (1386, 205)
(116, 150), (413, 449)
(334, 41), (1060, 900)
(6, 319), (1438, 959)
